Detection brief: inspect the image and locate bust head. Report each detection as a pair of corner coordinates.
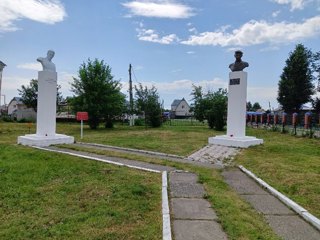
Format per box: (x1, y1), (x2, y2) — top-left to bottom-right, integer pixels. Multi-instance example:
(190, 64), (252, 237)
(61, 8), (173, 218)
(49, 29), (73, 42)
(47, 50), (55, 61)
(234, 50), (243, 62)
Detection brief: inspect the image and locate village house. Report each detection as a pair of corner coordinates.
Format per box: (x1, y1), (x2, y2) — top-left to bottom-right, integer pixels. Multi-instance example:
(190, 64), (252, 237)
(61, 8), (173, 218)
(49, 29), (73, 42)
(7, 97), (36, 121)
(170, 98), (192, 119)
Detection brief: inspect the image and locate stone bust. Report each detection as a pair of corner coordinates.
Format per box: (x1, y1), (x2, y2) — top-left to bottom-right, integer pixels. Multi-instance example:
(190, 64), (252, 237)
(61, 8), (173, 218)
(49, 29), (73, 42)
(229, 50), (249, 72)
(37, 50), (56, 72)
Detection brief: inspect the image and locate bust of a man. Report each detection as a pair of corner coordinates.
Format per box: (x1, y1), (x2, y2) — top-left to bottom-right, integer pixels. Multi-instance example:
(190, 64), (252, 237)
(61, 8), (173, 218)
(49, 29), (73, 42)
(37, 50), (56, 72)
(229, 50), (249, 72)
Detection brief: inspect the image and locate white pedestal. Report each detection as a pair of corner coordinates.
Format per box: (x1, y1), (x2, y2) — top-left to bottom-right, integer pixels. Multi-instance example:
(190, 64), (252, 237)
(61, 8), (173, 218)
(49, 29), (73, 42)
(18, 134), (74, 147)
(18, 70), (74, 146)
(37, 71), (57, 136)
(209, 135), (263, 148)
(209, 71), (263, 148)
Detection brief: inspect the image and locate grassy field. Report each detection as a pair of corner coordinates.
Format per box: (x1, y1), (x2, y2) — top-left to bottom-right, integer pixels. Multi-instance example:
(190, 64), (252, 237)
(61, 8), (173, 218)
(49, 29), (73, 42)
(0, 124), (162, 240)
(236, 128), (320, 218)
(1, 121), (319, 238)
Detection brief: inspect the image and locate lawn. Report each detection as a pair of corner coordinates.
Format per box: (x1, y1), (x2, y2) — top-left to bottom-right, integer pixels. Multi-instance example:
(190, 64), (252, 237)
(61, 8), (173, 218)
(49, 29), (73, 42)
(0, 124), (162, 240)
(235, 127), (320, 218)
(1, 121), (319, 238)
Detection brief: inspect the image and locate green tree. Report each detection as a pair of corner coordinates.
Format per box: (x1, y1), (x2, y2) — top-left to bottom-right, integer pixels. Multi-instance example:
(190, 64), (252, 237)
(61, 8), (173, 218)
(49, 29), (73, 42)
(191, 86), (227, 130)
(18, 79), (62, 112)
(71, 59), (125, 129)
(252, 102), (262, 111)
(134, 83), (162, 128)
(247, 101), (253, 111)
(277, 44), (314, 113)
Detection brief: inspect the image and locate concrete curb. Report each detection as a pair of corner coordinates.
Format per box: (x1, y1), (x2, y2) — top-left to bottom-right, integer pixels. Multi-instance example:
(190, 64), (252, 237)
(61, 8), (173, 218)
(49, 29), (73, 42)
(77, 142), (185, 159)
(162, 171), (172, 240)
(33, 146), (161, 173)
(239, 165), (320, 232)
(32, 146), (172, 239)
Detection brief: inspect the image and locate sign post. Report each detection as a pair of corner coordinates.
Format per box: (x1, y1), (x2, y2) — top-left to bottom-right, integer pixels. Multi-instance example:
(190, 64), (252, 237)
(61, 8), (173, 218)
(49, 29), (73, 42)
(76, 112), (88, 139)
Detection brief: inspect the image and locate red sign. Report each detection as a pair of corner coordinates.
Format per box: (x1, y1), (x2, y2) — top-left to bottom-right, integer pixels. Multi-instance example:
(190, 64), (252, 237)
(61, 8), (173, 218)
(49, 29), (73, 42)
(76, 112), (88, 121)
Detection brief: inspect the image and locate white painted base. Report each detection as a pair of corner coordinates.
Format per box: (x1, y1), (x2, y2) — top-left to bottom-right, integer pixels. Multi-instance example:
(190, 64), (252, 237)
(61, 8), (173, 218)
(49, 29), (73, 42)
(18, 134), (74, 147)
(208, 135), (263, 148)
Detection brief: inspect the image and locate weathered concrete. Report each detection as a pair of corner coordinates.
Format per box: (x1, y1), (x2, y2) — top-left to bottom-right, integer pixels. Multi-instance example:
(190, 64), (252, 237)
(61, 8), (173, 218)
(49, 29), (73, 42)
(266, 215), (320, 240)
(171, 198), (217, 220)
(243, 194), (294, 215)
(169, 171), (228, 240)
(223, 168), (320, 240)
(223, 169), (268, 195)
(169, 172), (205, 198)
(173, 220), (227, 240)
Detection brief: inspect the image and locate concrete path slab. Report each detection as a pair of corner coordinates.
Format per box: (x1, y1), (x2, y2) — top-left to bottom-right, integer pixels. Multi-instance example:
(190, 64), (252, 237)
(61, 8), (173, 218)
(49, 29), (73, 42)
(173, 220), (227, 240)
(223, 168), (320, 240)
(170, 182), (206, 198)
(169, 172), (198, 183)
(266, 215), (320, 240)
(171, 198), (217, 220)
(222, 170), (268, 195)
(243, 194), (294, 215)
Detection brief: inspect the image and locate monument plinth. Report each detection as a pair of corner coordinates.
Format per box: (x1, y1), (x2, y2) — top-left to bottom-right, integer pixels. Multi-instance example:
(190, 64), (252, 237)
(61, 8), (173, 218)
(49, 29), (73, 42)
(209, 51), (263, 148)
(18, 50), (74, 147)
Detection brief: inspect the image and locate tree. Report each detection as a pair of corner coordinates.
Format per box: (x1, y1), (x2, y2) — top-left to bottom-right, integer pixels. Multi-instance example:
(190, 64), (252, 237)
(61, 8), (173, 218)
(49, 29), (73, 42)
(252, 102), (262, 111)
(277, 44), (314, 113)
(71, 59), (125, 129)
(134, 83), (162, 128)
(18, 79), (62, 112)
(246, 101), (253, 111)
(191, 85), (227, 130)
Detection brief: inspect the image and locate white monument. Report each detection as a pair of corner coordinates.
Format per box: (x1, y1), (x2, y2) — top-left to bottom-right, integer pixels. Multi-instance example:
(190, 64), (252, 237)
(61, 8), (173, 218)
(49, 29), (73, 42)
(18, 50), (74, 146)
(209, 51), (263, 148)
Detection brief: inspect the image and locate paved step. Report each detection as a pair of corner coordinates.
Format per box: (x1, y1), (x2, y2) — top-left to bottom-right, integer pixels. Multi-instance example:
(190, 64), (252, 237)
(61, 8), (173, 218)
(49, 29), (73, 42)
(169, 171), (227, 240)
(223, 169), (320, 240)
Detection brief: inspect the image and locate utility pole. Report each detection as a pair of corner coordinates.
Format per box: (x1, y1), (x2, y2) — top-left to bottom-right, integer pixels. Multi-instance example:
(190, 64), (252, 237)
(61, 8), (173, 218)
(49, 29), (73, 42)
(128, 64), (134, 126)
(0, 61), (7, 114)
(129, 64), (133, 113)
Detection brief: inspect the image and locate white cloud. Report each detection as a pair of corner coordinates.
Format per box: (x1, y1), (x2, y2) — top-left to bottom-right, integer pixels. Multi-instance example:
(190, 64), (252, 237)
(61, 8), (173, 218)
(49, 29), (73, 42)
(271, 0), (307, 10)
(186, 51), (195, 54)
(137, 27), (180, 44)
(272, 10), (281, 17)
(0, 0), (66, 32)
(122, 0), (195, 19)
(181, 16), (320, 47)
(17, 62), (42, 71)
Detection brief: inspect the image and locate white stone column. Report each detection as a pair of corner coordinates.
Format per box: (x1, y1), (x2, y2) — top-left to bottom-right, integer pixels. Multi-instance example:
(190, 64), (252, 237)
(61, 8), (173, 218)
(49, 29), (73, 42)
(36, 71), (57, 136)
(208, 71), (263, 148)
(226, 71), (247, 137)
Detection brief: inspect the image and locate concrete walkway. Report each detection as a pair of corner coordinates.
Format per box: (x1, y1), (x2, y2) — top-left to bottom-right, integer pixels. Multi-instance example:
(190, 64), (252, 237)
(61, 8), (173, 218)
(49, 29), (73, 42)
(169, 171), (227, 240)
(47, 144), (320, 239)
(223, 168), (320, 240)
(42, 146), (228, 240)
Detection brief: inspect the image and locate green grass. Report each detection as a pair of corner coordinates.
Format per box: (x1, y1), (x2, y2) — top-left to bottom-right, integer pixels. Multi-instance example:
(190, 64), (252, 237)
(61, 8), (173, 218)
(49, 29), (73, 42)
(235, 127), (320, 218)
(57, 144), (281, 240)
(0, 143), (161, 239)
(2, 122), (319, 239)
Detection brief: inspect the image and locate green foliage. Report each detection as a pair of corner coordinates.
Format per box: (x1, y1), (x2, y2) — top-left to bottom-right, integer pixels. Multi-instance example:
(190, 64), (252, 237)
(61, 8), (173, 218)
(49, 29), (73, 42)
(134, 83), (162, 128)
(71, 59), (125, 129)
(191, 85), (227, 130)
(312, 97), (320, 112)
(18, 79), (63, 112)
(277, 44), (314, 113)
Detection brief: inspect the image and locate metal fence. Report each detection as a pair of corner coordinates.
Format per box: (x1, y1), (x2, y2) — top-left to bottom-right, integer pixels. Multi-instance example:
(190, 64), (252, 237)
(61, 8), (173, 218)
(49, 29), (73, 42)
(162, 118), (207, 126)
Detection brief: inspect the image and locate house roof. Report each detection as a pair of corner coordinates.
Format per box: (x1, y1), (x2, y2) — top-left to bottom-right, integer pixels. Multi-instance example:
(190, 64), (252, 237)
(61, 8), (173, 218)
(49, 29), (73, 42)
(0, 61), (6, 67)
(9, 97), (23, 106)
(171, 99), (182, 107)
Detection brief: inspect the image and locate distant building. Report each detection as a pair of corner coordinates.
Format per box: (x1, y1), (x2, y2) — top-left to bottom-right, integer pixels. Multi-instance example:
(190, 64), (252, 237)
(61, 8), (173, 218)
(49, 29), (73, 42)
(170, 98), (192, 119)
(7, 97), (36, 121)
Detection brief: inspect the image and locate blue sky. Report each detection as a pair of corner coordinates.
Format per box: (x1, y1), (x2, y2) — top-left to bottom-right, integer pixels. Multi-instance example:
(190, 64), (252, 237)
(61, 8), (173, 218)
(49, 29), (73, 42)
(1, 0), (320, 109)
